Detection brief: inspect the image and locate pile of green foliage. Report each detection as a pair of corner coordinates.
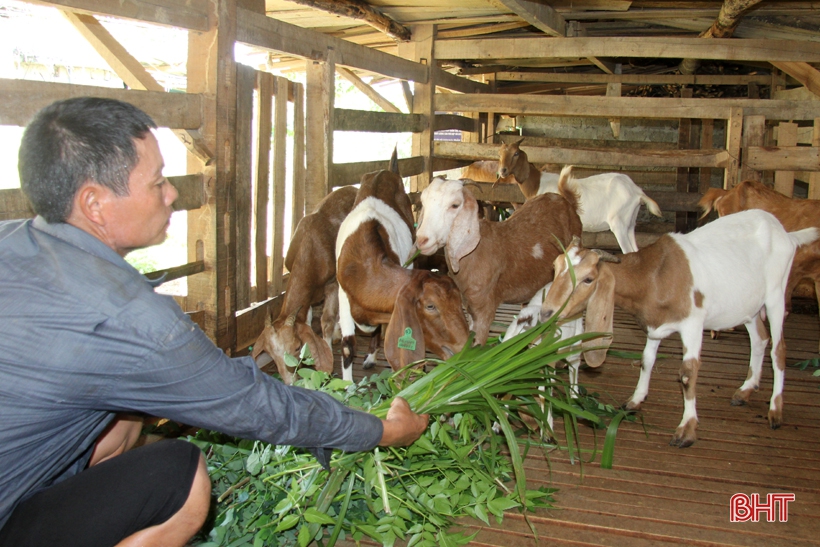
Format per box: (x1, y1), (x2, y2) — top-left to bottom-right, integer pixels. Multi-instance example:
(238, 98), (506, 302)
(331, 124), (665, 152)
(191, 318), (630, 547)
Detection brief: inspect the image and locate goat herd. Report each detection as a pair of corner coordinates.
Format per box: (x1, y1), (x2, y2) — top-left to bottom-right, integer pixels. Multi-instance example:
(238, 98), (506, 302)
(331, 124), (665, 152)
(253, 142), (820, 448)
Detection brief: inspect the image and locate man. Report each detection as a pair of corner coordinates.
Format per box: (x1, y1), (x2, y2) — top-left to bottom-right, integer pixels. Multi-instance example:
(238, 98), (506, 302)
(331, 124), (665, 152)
(0, 97), (428, 547)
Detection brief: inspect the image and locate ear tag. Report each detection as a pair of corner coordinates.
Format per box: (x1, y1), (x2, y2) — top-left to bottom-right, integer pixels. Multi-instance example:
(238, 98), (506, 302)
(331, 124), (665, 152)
(397, 327), (417, 351)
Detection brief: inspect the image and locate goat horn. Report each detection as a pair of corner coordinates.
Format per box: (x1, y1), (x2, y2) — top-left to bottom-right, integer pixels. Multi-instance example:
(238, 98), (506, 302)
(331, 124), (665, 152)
(461, 181), (482, 194)
(592, 249), (621, 263)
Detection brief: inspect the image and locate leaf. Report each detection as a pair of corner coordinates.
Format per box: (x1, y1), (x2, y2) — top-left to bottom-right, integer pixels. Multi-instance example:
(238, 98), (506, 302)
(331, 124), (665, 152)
(487, 496), (520, 517)
(245, 452), (262, 476)
(275, 514), (300, 532)
(303, 507), (336, 525)
(297, 524), (312, 547)
(283, 352), (300, 370)
(601, 410), (630, 469)
(474, 503), (490, 525)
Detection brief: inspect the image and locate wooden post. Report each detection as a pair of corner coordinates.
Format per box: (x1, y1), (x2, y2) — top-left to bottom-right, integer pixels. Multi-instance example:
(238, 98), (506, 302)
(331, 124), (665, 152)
(400, 24), (435, 192)
(271, 76), (288, 296)
(810, 118), (820, 200)
(235, 64), (255, 311)
(699, 119), (714, 194)
(305, 49), (335, 214)
(607, 63), (622, 139)
(186, 0), (237, 350)
(724, 107), (743, 189)
(740, 115), (765, 183)
(774, 122), (798, 196)
(291, 81), (306, 233)
(255, 72), (274, 302)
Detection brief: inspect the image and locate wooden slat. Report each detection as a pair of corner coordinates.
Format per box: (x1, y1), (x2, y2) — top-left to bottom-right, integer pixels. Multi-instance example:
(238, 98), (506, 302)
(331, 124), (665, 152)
(0, 78), (203, 129)
(494, 72), (773, 86)
(255, 72), (273, 302)
(291, 82), (306, 231)
(270, 76), (288, 296)
(330, 157), (425, 187)
(305, 54), (335, 214)
(334, 109), (424, 133)
(740, 115), (766, 183)
(144, 260), (205, 284)
(435, 93), (820, 122)
(745, 146), (820, 172)
(434, 141), (730, 169)
(811, 119), (820, 200)
(336, 66), (402, 114)
(774, 122), (799, 196)
(724, 107), (743, 188)
(235, 65), (255, 311)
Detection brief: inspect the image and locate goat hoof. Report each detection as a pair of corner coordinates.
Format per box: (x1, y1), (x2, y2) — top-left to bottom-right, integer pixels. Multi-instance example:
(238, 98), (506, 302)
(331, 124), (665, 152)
(622, 400), (641, 411)
(670, 419), (697, 448)
(768, 409), (782, 430)
(362, 357), (376, 370)
(731, 388), (753, 406)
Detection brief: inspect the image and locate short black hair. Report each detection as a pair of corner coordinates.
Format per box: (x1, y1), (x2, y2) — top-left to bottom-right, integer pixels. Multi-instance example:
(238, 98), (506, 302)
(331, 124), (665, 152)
(18, 97), (157, 223)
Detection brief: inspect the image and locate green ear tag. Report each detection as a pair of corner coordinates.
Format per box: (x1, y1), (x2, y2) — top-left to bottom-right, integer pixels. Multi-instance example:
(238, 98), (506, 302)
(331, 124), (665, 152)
(397, 327), (417, 351)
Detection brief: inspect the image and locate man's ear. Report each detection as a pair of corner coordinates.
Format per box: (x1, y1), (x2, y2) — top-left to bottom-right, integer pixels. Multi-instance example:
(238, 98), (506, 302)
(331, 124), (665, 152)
(72, 183), (108, 227)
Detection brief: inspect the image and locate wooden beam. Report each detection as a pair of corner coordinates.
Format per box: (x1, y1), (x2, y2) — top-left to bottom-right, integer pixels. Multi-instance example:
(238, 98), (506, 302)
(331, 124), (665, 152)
(493, 72), (772, 86)
(330, 157), (425, 187)
(236, 8), (427, 83)
(235, 65), (255, 311)
(488, 0), (566, 37)
(61, 10), (214, 165)
(0, 78), (203, 129)
(811, 119), (820, 200)
(36, 0), (210, 31)
(724, 106), (743, 188)
(774, 122), (798, 196)
(336, 67), (402, 113)
(401, 25), (435, 192)
(434, 68), (492, 94)
(279, 0), (411, 41)
(745, 146), (820, 172)
(305, 54), (335, 214)
(335, 109), (423, 133)
(434, 93), (820, 121)
(436, 22), (531, 39)
(271, 76), (288, 296)
(291, 82), (306, 231)
(435, 36), (820, 64)
(739, 115), (766, 182)
(145, 260), (206, 284)
(434, 141), (730, 169)
(255, 72), (273, 302)
(770, 62), (820, 99)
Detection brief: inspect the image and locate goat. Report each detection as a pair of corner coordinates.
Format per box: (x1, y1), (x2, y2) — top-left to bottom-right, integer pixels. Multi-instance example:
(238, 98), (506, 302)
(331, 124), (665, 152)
(251, 185), (357, 384)
(414, 166), (582, 345)
(335, 155), (470, 381)
(699, 180), (820, 352)
(461, 160), (502, 183)
(540, 211), (819, 447)
(497, 138), (662, 253)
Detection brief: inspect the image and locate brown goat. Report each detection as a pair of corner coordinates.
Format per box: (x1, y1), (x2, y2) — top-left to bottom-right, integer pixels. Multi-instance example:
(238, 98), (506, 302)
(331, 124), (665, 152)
(251, 185), (357, 384)
(699, 180), (820, 352)
(335, 157), (470, 380)
(415, 166), (583, 344)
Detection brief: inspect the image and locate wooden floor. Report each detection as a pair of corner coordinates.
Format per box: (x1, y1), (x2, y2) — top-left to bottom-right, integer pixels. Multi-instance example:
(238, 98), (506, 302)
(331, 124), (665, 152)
(335, 305), (820, 547)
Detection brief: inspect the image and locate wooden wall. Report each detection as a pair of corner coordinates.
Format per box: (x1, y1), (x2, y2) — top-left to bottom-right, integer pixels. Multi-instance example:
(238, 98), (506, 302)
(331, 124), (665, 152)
(1, 0), (819, 355)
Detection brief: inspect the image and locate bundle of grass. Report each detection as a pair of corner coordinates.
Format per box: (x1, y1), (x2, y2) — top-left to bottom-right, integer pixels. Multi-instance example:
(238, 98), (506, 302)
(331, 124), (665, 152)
(193, 314), (628, 547)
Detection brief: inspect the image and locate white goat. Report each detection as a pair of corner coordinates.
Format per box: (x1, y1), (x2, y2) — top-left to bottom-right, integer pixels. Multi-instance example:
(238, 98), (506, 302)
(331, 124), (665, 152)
(497, 139), (662, 253)
(540, 211), (818, 447)
(414, 168), (582, 345)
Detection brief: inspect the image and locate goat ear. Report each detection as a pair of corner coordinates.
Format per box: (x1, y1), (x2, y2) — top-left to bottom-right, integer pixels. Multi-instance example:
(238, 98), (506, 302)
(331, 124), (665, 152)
(448, 190), (481, 273)
(582, 266), (615, 367)
(295, 322), (334, 376)
(384, 281), (426, 372)
(513, 137), (525, 147)
(251, 327), (273, 367)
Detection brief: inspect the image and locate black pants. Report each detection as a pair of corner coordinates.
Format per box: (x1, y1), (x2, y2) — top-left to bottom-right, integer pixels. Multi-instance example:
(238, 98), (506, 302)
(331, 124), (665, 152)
(0, 439), (202, 547)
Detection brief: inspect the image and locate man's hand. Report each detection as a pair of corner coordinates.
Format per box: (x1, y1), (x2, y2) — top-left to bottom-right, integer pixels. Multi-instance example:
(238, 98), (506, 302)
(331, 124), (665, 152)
(378, 397), (429, 447)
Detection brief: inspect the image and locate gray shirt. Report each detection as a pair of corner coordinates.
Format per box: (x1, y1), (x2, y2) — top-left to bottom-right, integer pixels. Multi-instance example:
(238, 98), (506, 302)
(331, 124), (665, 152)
(0, 217), (383, 529)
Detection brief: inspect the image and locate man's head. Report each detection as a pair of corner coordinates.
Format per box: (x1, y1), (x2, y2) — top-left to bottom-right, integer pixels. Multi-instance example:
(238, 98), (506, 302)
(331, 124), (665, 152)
(19, 97), (178, 256)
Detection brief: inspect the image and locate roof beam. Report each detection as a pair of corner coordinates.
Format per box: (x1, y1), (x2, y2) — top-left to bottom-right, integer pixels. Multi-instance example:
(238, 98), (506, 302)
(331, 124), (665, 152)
(36, 0), (209, 31)
(435, 36), (820, 64)
(488, 0), (566, 36)
(336, 67), (402, 113)
(278, 0), (411, 42)
(771, 62), (820, 99)
(494, 72), (772, 86)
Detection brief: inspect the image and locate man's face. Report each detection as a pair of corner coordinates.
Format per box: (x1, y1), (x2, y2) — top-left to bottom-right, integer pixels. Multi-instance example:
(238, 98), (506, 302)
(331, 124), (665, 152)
(104, 132), (178, 256)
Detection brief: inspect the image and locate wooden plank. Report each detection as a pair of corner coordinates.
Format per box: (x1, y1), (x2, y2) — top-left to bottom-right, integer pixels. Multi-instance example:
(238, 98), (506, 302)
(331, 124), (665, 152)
(1, 174), (205, 220)
(774, 122), (799, 196)
(271, 76), (288, 296)
(235, 293), (285, 353)
(330, 157), (425, 187)
(235, 65), (255, 311)
(236, 7), (428, 84)
(334, 109), (424, 133)
(404, 24), (435, 192)
(724, 107), (743, 188)
(435, 93), (820, 122)
(291, 82), (306, 231)
(770, 61), (820, 98)
(811, 119), (820, 200)
(144, 260), (206, 284)
(255, 72), (273, 302)
(434, 141), (730, 169)
(494, 72), (773, 86)
(489, 0), (565, 36)
(676, 87), (693, 233)
(740, 115), (766, 183)
(435, 36), (820, 64)
(699, 119), (714, 194)
(0, 78), (203, 129)
(37, 0), (210, 31)
(435, 114), (477, 133)
(745, 146), (820, 172)
(434, 68), (492, 94)
(305, 54), (335, 214)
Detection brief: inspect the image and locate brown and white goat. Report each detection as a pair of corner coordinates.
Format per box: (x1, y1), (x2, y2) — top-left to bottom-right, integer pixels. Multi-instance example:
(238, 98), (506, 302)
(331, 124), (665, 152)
(414, 166), (583, 344)
(498, 139), (662, 253)
(251, 186), (357, 384)
(699, 180), (820, 352)
(540, 210), (818, 448)
(336, 160), (469, 381)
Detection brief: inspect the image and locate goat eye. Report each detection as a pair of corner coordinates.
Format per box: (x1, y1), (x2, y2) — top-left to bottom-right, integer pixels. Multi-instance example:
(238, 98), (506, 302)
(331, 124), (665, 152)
(426, 304), (437, 312)
(583, 277), (594, 284)
(451, 203), (460, 209)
